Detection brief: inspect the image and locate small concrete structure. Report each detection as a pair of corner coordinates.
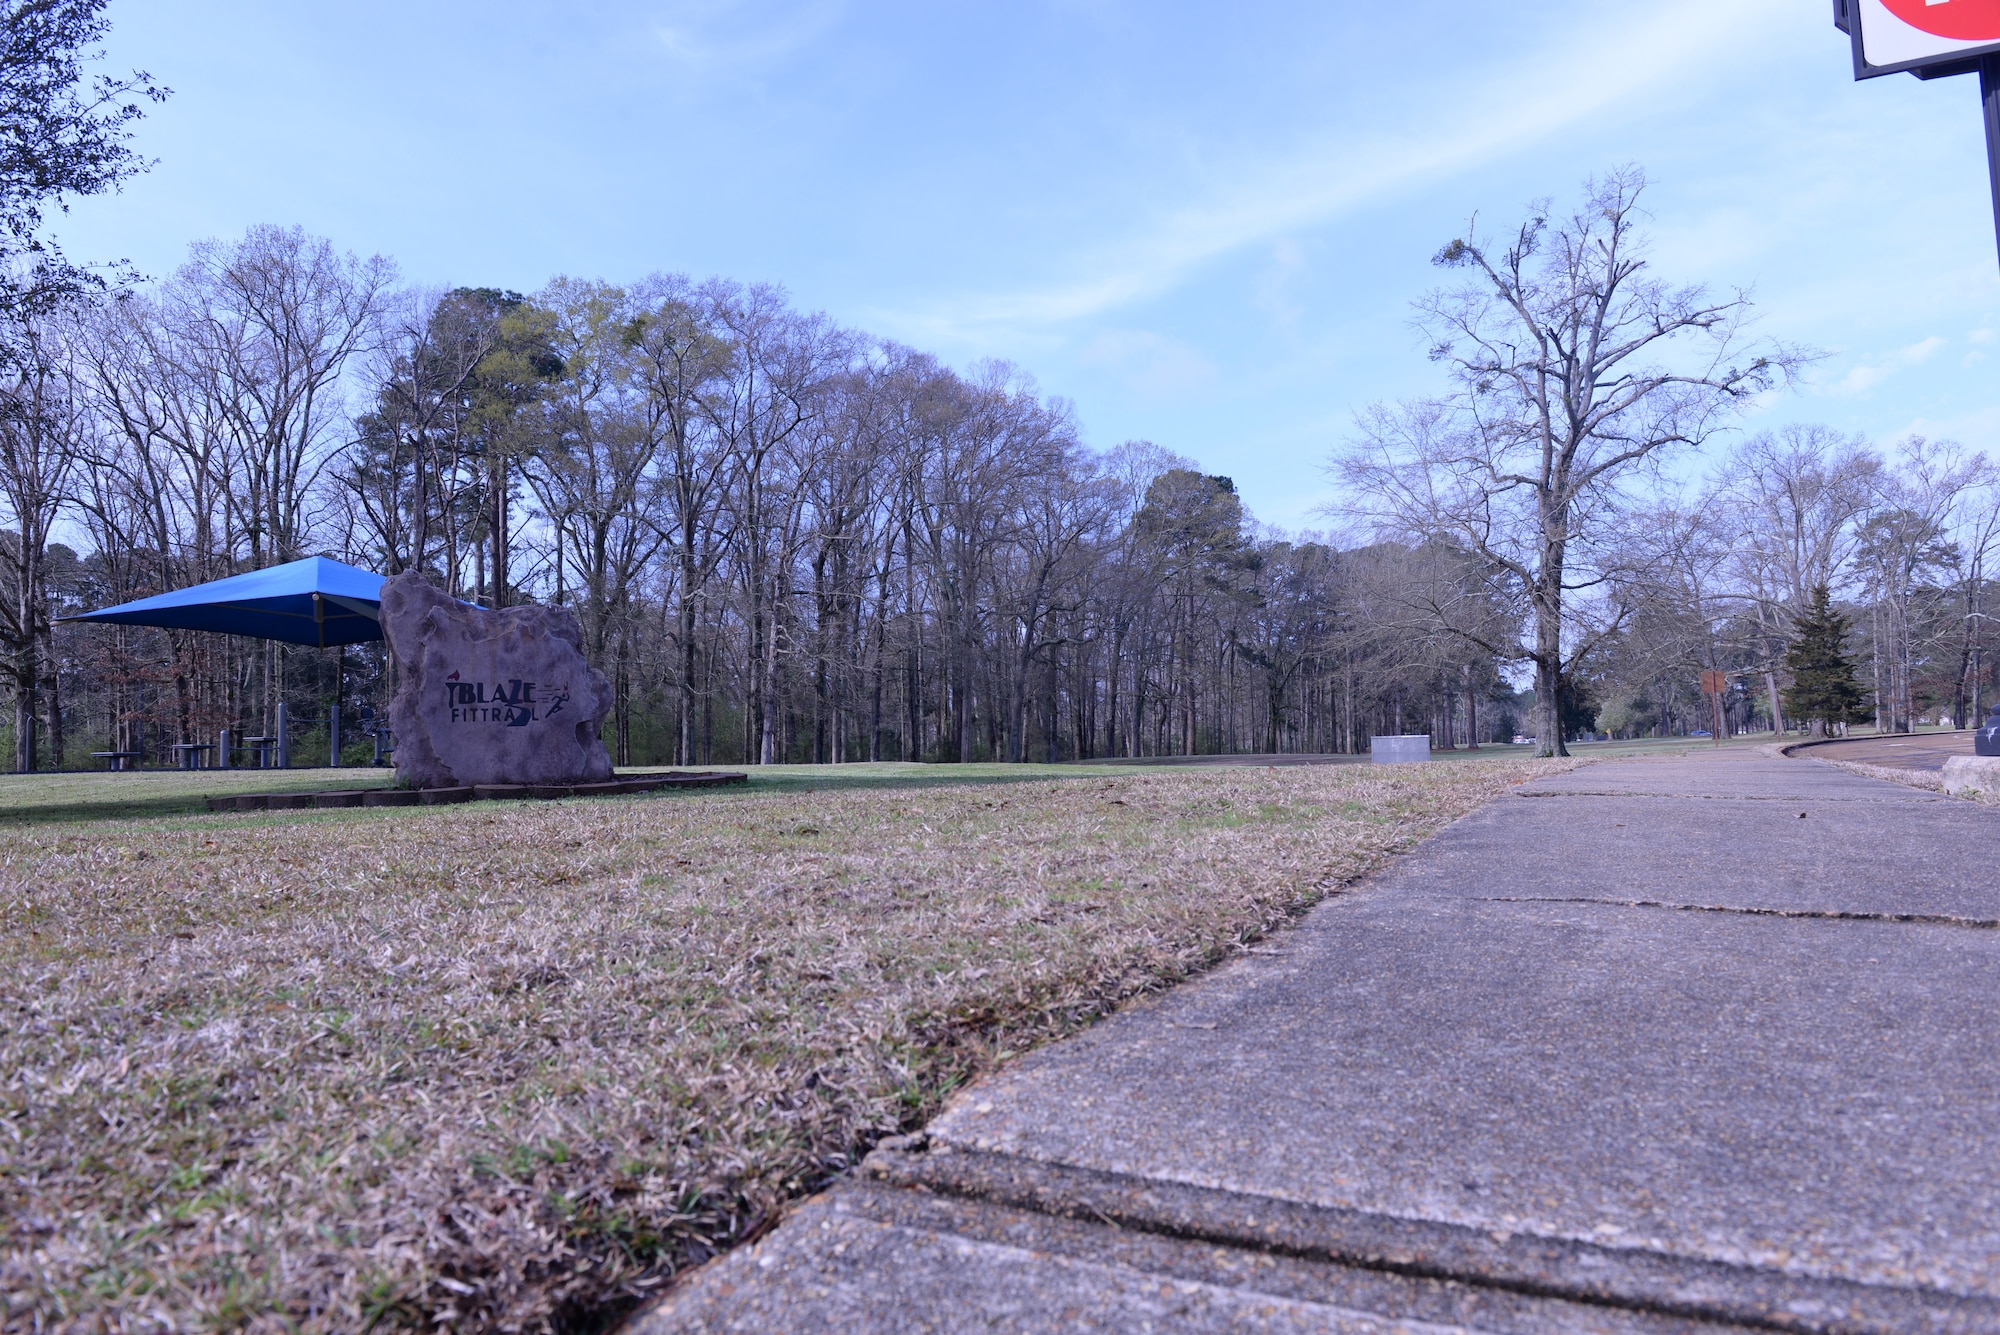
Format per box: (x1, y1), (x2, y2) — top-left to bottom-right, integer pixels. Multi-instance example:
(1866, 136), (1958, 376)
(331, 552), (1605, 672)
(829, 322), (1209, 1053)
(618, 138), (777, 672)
(380, 572), (615, 790)
(1942, 755), (2000, 804)
(1369, 734), (1430, 764)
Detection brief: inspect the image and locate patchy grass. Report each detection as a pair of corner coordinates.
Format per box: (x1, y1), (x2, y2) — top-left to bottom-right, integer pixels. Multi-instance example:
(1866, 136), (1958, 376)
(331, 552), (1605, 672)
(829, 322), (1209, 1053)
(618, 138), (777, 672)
(1, 757), (1577, 1333)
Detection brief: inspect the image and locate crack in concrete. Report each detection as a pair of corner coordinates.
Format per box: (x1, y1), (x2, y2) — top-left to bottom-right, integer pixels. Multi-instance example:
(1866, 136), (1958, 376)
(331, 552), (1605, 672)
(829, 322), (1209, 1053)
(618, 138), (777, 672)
(1477, 896), (2000, 930)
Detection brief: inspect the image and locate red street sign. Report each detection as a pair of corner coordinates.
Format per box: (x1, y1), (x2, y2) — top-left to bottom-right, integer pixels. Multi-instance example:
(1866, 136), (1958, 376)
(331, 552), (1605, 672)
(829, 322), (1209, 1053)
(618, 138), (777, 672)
(1839, 0), (2000, 274)
(1842, 0), (2000, 77)
(1879, 0), (2000, 42)
(1700, 670), (1727, 696)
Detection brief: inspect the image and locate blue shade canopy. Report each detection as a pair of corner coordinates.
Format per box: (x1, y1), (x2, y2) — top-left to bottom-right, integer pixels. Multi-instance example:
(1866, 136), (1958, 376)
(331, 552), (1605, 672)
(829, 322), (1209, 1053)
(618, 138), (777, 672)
(60, 556), (385, 647)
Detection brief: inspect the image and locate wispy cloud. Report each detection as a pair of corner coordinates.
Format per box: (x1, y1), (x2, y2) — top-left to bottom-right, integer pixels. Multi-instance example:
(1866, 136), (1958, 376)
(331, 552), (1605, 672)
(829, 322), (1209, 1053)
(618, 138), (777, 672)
(1828, 335), (1946, 395)
(650, 0), (843, 79)
(1891, 404), (2000, 451)
(1077, 328), (1217, 397)
(885, 0), (1796, 342)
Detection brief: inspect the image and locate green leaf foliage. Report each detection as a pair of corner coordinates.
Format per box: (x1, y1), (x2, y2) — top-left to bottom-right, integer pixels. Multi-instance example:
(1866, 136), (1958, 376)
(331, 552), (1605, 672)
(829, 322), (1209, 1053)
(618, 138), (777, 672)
(1781, 585), (1865, 729)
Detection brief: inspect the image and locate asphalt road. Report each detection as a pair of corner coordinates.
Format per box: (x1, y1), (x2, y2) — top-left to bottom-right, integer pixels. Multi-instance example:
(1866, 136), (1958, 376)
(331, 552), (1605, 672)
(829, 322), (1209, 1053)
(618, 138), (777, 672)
(1801, 731), (1977, 772)
(629, 749), (2000, 1333)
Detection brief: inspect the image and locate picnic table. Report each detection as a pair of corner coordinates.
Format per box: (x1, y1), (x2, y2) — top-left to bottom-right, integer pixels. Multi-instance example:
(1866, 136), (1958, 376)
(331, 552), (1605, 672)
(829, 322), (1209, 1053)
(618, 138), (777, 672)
(168, 742), (216, 770)
(240, 735), (279, 768)
(90, 751), (142, 772)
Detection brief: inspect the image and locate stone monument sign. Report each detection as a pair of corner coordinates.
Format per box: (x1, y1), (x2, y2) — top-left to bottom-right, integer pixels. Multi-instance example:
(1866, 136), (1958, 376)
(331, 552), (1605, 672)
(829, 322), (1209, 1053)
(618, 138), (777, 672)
(380, 572), (615, 789)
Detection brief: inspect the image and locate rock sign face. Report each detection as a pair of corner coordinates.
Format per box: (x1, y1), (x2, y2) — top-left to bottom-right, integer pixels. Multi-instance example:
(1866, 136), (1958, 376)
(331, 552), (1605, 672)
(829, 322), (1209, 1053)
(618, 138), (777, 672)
(381, 572), (615, 790)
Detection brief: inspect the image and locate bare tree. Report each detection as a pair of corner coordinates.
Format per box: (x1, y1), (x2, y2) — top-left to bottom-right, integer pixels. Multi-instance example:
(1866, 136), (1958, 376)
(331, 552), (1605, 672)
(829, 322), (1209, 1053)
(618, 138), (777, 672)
(625, 274), (732, 766)
(179, 227), (393, 566)
(1341, 169), (1794, 755)
(1720, 425), (1880, 732)
(0, 301), (83, 768)
(1855, 437), (1989, 733)
(1948, 479), (2000, 726)
(703, 282), (848, 764)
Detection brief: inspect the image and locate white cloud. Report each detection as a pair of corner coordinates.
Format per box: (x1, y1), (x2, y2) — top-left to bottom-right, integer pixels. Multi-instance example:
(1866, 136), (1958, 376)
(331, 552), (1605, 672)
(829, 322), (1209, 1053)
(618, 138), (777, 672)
(650, 0), (843, 78)
(1890, 404), (2000, 451)
(1827, 334), (1946, 395)
(1253, 239), (1308, 333)
(883, 0), (1796, 342)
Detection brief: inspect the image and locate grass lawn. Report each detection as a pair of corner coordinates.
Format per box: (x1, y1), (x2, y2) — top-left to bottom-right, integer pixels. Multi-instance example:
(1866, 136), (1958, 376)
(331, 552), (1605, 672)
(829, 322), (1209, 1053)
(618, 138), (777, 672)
(2, 756), (1576, 1333)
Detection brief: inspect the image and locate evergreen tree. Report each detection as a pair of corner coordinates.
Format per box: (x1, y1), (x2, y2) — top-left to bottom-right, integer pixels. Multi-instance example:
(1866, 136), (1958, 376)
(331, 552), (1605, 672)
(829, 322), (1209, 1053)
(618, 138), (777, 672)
(1781, 585), (1863, 732)
(1557, 670), (1597, 742)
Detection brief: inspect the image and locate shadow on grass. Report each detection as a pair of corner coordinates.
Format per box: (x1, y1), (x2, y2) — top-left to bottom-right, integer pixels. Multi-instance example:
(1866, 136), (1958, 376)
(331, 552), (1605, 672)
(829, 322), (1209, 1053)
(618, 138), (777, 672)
(694, 762), (1129, 795)
(0, 775), (401, 827)
(0, 748), (1611, 826)
(0, 763), (1118, 827)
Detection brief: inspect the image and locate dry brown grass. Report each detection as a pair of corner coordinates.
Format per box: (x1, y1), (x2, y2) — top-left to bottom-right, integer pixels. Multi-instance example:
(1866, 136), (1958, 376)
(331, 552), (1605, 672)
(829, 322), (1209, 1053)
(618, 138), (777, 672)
(1814, 756), (1948, 793)
(2, 757), (1576, 1333)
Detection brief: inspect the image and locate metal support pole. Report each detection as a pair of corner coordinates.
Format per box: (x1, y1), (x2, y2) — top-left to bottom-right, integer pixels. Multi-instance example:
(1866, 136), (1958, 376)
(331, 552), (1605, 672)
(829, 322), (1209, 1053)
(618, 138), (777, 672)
(218, 727), (231, 770)
(1982, 55), (2000, 270)
(330, 644), (343, 767)
(276, 701), (290, 769)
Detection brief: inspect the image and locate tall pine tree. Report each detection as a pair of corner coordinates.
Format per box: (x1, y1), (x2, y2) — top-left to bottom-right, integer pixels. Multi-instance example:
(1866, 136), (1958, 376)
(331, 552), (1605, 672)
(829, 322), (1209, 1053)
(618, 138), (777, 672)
(1781, 585), (1864, 734)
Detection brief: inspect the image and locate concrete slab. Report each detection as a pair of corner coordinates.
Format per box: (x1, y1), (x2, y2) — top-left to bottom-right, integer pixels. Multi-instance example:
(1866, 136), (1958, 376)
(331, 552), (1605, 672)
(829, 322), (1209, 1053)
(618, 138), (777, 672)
(629, 751), (2000, 1333)
(1395, 793), (2000, 920)
(1517, 751), (1945, 803)
(634, 1182), (1749, 1334)
(934, 899), (2000, 1298)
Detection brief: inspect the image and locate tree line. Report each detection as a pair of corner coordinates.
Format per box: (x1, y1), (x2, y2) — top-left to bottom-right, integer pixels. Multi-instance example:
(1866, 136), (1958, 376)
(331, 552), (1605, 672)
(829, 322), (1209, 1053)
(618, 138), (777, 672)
(4, 189), (1996, 770)
(2, 226), (1537, 770)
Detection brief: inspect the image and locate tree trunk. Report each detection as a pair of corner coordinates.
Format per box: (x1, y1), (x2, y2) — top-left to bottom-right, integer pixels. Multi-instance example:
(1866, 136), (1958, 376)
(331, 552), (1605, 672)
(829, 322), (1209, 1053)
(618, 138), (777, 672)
(1463, 666), (1480, 749)
(490, 452), (508, 608)
(12, 675), (33, 772)
(46, 634), (62, 769)
(678, 572), (697, 768)
(1533, 625), (1566, 758)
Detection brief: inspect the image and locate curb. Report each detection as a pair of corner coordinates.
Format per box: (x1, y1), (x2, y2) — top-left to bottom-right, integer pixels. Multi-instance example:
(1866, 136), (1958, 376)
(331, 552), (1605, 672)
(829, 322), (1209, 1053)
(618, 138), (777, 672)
(860, 1140), (2000, 1334)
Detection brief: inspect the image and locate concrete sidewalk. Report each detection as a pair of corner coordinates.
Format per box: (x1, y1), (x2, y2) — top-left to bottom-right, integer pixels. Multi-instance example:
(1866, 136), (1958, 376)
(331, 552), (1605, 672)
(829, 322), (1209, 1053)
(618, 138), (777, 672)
(628, 750), (2000, 1333)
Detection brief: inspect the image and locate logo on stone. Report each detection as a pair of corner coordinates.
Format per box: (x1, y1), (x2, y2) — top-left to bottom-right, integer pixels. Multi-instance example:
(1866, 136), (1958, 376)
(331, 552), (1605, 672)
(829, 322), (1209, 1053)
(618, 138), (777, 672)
(382, 571), (614, 789)
(1879, 0), (2000, 40)
(443, 669), (570, 728)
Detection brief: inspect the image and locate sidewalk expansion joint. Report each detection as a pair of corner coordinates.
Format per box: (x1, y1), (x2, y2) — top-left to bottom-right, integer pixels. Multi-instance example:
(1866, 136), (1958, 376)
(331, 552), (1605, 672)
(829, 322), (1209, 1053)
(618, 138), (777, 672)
(861, 1141), (1998, 1334)
(1478, 896), (2000, 930)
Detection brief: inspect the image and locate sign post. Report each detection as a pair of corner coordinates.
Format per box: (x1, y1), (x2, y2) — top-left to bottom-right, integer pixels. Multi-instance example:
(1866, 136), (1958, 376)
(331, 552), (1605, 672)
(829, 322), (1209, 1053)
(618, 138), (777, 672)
(1700, 670), (1729, 746)
(1836, 0), (2000, 267)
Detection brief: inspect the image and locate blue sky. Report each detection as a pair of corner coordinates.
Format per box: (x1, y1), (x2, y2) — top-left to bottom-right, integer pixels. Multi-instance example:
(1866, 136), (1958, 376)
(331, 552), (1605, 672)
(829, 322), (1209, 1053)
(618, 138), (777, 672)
(54, 0), (2000, 530)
